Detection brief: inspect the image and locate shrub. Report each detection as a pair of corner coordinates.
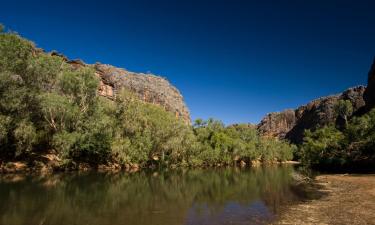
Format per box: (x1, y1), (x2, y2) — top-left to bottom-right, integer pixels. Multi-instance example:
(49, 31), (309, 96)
(300, 126), (346, 166)
(13, 120), (37, 156)
(0, 25), (297, 169)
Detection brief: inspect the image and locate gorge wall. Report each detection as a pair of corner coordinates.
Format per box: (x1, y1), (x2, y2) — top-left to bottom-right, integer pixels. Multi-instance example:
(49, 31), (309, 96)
(364, 58), (375, 112)
(52, 53), (191, 124)
(257, 86), (366, 143)
(258, 58), (375, 144)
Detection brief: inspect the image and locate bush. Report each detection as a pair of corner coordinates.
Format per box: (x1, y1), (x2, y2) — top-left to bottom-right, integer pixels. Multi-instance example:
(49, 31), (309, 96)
(193, 119), (294, 166)
(300, 126), (345, 166)
(13, 120), (37, 156)
(299, 108), (375, 168)
(0, 24), (297, 169)
(0, 30), (34, 75)
(0, 115), (11, 146)
(112, 90), (197, 167)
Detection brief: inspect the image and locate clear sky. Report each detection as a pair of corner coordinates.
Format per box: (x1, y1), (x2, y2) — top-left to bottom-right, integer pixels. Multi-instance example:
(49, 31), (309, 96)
(1, 0), (375, 124)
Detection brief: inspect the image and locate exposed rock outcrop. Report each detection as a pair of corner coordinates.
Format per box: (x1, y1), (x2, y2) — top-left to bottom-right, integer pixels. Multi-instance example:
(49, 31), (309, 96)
(364, 58), (375, 112)
(94, 64), (191, 123)
(258, 59), (375, 144)
(62, 56), (191, 124)
(258, 86), (366, 143)
(257, 109), (296, 139)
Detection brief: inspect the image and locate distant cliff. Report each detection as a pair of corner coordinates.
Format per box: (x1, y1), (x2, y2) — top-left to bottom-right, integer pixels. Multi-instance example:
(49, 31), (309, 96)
(258, 86), (366, 143)
(364, 58), (375, 112)
(258, 59), (375, 143)
(51, 53), (191, 124)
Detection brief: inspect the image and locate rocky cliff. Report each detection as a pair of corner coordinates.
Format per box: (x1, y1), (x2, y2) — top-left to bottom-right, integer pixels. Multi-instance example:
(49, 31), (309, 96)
(94, 64), (190, 123)
(258, 59), (375, 144)
(364, 58), (375, 112)
(54, 54), (191, 124)
(258, 86), (366, 143)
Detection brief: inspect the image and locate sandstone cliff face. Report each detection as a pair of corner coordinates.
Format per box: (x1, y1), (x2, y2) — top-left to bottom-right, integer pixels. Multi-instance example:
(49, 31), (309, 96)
(65, 58), (191, 124)
(257, 86), (366, 143)
(364, 58), (375, 111)
(257, 109), (296, 139)
(94, 63), (191, 123)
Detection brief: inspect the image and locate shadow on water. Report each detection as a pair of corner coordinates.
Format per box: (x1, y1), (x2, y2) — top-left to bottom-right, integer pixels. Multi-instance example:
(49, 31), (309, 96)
(0, 166), (315, 225)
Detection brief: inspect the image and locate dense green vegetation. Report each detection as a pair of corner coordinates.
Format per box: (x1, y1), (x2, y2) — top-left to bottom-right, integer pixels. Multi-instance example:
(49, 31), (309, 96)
(299, 100), (375, 168)
(193, 120), (294, 166)
(0, 26), (294, 170)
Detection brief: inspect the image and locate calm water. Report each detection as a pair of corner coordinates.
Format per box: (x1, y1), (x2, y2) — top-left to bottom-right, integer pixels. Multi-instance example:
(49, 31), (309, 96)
(0, 166), (301, 225)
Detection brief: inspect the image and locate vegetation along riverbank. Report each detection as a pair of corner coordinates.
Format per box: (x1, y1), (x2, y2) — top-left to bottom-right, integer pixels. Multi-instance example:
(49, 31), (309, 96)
(1, 23), (375, 174)
(0, 25), (295, 173)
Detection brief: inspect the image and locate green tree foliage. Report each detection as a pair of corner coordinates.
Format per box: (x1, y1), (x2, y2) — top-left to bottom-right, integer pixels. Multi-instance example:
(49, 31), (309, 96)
(193, 120), (294, 166)
(300, 126), (345, 166)
(0, 25), (295, 168)
(0, 28), (34, 75)
(300, 108), (375, 168)
(0, 115), (11, 146)
(13, 119), (37, 156)
(112, 90), (197, 166)
(27, 53), (66, 91)
(334, 99), (353, 127)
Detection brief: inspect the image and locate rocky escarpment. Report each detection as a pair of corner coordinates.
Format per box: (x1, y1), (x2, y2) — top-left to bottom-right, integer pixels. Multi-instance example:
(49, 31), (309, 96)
(258, 86), (366, 144)
(94, 64), (190, 123)
(257, 109), (296, 139)
(364, 58), (375, 112)
(258, 59), (375, 144)
(58, 55), (191, 124)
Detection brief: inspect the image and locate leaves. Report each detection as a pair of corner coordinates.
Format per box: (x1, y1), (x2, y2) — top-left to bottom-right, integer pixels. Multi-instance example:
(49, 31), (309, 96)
(0, 25), (296, 168)
(193, 119), (294, 166)
(300, 108), (375, 167)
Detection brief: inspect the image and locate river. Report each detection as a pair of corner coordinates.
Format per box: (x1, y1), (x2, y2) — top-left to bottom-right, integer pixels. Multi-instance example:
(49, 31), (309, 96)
(0, 166), (302, 225)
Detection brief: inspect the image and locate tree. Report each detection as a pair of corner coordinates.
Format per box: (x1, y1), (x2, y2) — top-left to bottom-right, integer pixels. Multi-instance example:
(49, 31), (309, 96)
(0, 24), (298, 169)
(0, 115), (11, 146)
(334, 100), (353, 127)
(112, 89), (197, 166)
(0, 30), (34, 75)
(27, 54), (66, 91)
(300, 126), (345, 166)
(57, 67), (99, 114)
(193, 118), (204, 128)
(39, 93), (80, 132)
(13, 119), (37, 156)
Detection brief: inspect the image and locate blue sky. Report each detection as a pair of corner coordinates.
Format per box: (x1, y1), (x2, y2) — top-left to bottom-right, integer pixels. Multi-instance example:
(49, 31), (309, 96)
(1, 0), (375, 124)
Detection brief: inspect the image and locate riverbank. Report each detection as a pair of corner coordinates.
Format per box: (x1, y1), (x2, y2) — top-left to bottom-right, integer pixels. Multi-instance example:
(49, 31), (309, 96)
(275, 174), (375, 225)
(0, 155), (300, 174)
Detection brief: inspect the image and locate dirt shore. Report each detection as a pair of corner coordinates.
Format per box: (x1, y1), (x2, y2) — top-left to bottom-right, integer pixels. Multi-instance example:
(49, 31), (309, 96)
(275, 174), (375, 225)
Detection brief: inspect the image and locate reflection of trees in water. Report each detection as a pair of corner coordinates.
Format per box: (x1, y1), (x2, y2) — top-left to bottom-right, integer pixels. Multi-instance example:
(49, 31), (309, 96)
(0, 166), (296, 225)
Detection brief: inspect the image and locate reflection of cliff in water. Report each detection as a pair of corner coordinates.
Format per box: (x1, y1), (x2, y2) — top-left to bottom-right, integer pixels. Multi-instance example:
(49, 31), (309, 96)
(0, 166), (300, 225)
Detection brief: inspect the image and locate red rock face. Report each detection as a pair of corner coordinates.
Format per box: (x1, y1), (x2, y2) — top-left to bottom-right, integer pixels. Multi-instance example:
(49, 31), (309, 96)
(364, 58), (375, 111)
(94, 64), (191, 124)
(257, 109), (296, 139)
(258, 58), (375, 143)
(258, 86), (366, 143)
(64, 58), (191, 124)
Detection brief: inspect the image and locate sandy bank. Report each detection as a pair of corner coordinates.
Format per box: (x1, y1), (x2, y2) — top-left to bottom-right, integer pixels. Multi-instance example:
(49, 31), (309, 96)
(274, 174), (375, 225)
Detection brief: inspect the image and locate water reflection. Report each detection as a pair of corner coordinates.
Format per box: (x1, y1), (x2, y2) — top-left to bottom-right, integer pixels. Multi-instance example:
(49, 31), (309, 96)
(0, 166), (298, 225)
